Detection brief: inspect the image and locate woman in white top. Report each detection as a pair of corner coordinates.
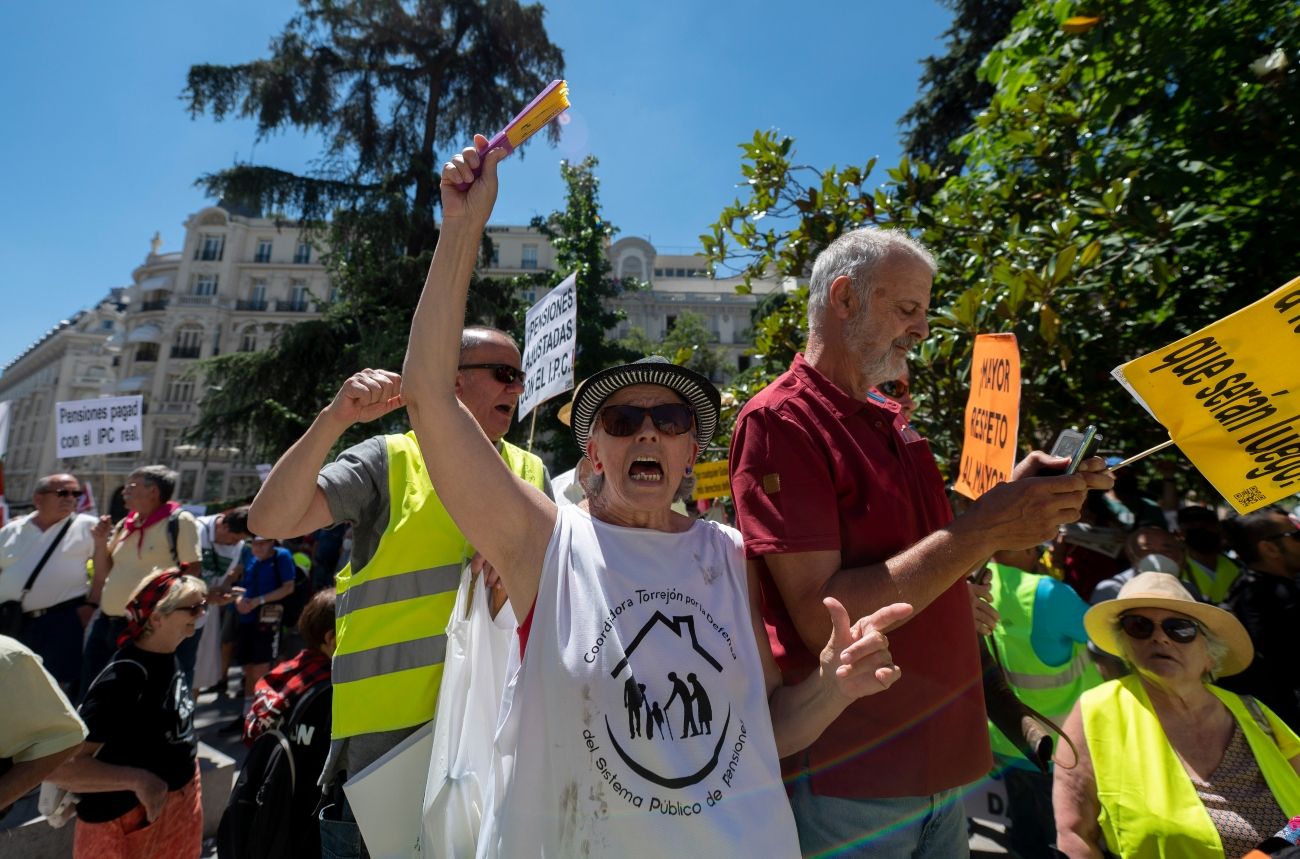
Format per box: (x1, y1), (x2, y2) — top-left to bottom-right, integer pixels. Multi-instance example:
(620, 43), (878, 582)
(396, 137), (912, 858)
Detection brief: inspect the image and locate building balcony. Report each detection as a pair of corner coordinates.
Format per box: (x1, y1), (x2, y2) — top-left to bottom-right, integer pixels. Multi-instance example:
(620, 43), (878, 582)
(275, 300), (311, 313)
(158, 402), (194, 414)
(176, 294), (217, 307)
(133, 344), (160, 363)
(170, 345), (202, 359)
(236, 300), (268, 311)
(139, 299), (169, 312)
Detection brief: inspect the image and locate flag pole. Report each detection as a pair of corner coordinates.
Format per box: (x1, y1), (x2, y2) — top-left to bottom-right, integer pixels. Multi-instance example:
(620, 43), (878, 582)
(1106, 438), (1176, 472)
(527, 409), (539, 453)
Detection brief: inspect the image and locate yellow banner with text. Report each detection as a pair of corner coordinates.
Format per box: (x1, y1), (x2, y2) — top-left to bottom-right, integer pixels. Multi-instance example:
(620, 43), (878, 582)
(1112, 276), (1300, 514)
(691, 460), (732, 501)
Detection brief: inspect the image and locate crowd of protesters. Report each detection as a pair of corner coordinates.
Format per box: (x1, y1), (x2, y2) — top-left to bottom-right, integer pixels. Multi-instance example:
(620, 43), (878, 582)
(0, 132), (1298, 859)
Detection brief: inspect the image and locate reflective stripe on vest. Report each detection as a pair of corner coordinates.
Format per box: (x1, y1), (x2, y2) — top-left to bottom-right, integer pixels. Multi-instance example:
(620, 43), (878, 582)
(333, 634), (450, 684)
(330, 431), (545, 740)
(986, 562), (1101, 762)
(335, 562), (462, 619)
(1082, 675), (1300, 859)
(1001, 649), (1091, 691)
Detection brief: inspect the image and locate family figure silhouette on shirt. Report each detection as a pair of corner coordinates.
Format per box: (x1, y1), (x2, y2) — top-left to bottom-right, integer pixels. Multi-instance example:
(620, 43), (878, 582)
(623, 672), (713, 741)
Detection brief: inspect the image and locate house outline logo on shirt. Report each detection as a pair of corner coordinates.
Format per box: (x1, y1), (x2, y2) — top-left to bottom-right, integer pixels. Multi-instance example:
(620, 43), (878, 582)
(604, 611), (731, 788)
(579, 583), (755, 816)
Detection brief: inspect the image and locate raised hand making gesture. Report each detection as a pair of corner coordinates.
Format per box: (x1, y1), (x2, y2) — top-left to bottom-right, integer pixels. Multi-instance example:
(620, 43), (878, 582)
(323, 368), (405, 428)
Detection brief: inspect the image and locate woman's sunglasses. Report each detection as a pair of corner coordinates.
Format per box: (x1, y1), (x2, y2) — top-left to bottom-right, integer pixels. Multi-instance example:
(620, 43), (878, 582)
(1118, 613), (1201, 644)
(598, 403), (695, 437)
(458, 363), (525, 385)
(174, 601), (207, 618)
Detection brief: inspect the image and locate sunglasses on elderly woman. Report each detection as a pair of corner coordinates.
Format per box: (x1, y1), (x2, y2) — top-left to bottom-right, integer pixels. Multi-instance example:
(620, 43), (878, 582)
(598, 403), (695, 437)
(458, 363), (525, 385)
(1119, 614), (1201, 644)
(173, 601), (207, 618)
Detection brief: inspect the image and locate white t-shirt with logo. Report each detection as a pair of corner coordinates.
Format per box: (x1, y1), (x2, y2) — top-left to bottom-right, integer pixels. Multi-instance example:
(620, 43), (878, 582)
(477, 505), (799, 858)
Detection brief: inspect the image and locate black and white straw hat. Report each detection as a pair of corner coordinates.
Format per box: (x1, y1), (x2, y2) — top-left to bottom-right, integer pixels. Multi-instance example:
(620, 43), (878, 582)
(570, 357), (721, 453)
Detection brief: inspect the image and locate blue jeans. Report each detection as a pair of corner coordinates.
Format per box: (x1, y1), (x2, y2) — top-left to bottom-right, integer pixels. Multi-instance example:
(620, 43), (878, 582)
(319, 785), (369, 859)
(789, 777), (970, 859)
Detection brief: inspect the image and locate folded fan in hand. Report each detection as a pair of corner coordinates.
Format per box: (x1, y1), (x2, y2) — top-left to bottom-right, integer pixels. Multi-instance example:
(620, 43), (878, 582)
(453, 79), (570, 190)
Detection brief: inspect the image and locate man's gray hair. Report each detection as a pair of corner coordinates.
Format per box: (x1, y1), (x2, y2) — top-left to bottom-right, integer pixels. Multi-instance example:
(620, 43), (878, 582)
(34, 473), (77, 494)
(130, 465), (179, 503)
(460, 326), (519, 357)
(806, 229), (936, 332)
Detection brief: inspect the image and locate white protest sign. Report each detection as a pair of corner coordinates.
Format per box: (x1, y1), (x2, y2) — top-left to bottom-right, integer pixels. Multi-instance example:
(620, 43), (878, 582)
(55, 395), (144, 458)
(517, 272), (577, 421)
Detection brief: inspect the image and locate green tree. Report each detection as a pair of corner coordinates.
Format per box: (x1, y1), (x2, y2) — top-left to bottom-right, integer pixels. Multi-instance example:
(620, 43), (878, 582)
(899, 0), (1024, 173)
(708, 0), (1299, 492)
(618, 310), (727, 381)
(507, 156), (640, 465)
(700, 130), (882, 452)
(184, 0), (564, 460)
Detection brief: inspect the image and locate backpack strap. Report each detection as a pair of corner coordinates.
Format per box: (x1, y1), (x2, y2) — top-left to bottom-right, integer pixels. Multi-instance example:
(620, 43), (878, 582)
(284, 680), (331, 730)
(83, 657), (149, 700)
(166, 510), (182, 566)
(265, 729), (297, 794)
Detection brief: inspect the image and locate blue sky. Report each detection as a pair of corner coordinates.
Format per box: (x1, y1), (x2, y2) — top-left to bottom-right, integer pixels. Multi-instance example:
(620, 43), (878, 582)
(0, 1), (953, 367)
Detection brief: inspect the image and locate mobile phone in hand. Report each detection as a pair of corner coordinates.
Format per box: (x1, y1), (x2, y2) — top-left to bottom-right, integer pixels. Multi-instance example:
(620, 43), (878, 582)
(1047, 425), (1100, 475)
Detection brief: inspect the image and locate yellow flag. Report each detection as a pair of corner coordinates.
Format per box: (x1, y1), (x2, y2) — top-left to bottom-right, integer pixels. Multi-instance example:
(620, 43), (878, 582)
(1112, 276), (1300, 513)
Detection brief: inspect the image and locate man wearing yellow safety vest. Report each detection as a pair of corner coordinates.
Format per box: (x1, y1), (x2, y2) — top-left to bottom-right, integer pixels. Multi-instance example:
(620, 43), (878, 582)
(1177, 505), (1242, 604)
(984, 545), (1102, 859)
(248, 326), (549, 859)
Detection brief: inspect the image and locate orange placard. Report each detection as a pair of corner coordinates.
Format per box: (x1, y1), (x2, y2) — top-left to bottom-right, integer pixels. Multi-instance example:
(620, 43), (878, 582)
(954, 334), (1021, 499)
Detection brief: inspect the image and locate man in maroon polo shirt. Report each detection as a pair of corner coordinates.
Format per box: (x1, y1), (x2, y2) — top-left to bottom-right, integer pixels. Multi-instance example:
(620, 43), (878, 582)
(729, 228), (1112, 858)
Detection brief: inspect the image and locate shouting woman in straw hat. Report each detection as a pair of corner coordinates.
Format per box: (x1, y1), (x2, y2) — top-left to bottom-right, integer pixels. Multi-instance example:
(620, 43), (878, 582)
(1054, 572), (1300, 858)
(397, 137), (912, 857)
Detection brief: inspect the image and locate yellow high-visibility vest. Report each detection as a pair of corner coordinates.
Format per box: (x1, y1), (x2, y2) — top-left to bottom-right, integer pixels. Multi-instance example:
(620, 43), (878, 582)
(1182, 555), (1241, 605)
(1082, 674), (1300, 858)
(331, 431), (544, 739)
(985, 562), (1101, 762)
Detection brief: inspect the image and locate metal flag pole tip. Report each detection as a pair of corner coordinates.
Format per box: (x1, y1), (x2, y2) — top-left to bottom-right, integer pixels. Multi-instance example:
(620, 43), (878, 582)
(1106, 438), (1176, 473)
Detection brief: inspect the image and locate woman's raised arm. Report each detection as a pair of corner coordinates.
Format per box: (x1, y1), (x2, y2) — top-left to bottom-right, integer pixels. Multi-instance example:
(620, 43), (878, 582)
(401, 136), (556, 612)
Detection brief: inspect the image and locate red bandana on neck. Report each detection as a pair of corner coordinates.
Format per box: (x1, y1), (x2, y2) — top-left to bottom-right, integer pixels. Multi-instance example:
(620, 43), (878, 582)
(121, 501), (180, 555)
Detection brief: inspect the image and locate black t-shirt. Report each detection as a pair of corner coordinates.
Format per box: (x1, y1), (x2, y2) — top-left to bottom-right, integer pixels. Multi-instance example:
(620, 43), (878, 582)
(76, 645), (197, 823)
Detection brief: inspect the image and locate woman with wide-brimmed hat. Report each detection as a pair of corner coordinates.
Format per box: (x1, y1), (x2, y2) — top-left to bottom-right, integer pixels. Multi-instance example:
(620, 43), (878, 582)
(396, 137), (913, 857)
(1054, 572), (1300, 858)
